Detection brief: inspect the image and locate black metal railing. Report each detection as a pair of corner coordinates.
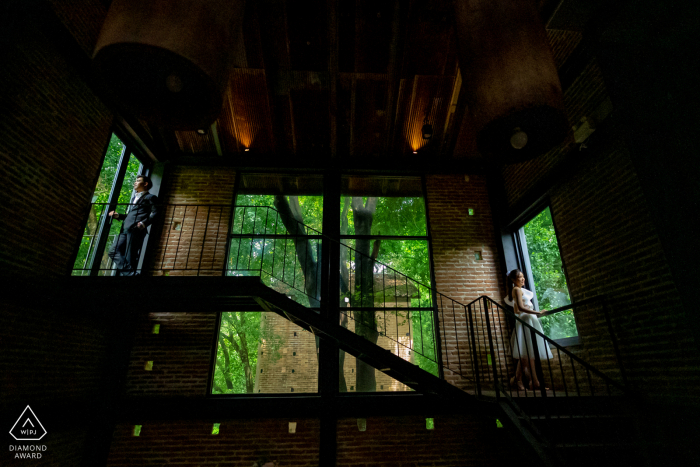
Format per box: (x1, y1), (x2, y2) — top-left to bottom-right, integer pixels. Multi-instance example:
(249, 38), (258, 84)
(72, 203), (627, 401)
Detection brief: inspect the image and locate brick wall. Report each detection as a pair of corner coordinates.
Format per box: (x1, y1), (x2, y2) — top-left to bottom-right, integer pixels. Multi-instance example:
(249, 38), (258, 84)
(147, 166), (236, 276)
(0, 8), (113, 466)
(497, 53), (699, 399)
(501, 57), (609, 208)
(425, 174), (508, 391)
(546, 140), (698, 399)
(336, 415), (532, 467)
(107, 419), (320, 466)
(125, 312), (217, 396)
(0, 11), (112, 279)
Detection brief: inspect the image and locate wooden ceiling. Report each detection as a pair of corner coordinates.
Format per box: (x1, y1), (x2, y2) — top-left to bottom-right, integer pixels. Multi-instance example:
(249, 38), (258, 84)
(149, 0), (582, 164)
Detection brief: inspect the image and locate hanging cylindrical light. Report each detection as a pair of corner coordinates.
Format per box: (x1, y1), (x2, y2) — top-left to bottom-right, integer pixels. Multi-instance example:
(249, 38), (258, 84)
(93, 0), (245, 129)
(453, 0), (569, 161)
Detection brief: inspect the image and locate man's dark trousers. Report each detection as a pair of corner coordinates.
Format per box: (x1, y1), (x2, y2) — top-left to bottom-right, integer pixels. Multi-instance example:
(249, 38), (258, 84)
(108, 228), (147, 275)
(107, 192), (158, 275)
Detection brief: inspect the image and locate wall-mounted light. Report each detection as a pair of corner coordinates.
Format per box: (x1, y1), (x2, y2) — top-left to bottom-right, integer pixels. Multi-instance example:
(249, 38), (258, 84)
(244, 148), (250, 152)
(421, 123), (433, 140)
(413, 150), (418, 154)
(196, 129), (207, 135)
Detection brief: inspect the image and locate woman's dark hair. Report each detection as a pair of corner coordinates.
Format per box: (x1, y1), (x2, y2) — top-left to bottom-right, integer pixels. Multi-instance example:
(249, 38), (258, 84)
(137, 174), (152, 189)
(507, 269), (523, 302)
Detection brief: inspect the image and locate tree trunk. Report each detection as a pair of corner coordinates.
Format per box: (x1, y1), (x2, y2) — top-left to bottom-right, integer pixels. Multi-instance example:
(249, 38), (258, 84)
(351, 197), (379, 392)
(273, 195), (321, 307)
(338, 198), (351, 392)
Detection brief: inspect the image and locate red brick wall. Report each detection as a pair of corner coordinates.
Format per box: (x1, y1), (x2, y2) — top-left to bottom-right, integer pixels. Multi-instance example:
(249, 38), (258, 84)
(336, 415), (532, 467)
(107, 419), (320, 466)
(0, 10), (112, 466)
(425, 174), (508, 391)
(501, 58), (609, 208)
(148, 166), (236, 275)
(497, 55), (699, 399)
(125, 312), (217, 396)
(546, 140), (698, 400)
(0, 13), (112, 278)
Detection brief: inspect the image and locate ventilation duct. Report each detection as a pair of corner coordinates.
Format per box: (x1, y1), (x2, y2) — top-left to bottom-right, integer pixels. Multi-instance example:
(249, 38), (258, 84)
(93, 0), (245, 129)
(454, 0), (569, 162)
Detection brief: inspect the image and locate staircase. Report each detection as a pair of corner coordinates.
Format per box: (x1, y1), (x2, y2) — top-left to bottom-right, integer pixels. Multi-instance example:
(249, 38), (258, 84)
(68, 203), (644, 465)
(217, 205), (641, 466)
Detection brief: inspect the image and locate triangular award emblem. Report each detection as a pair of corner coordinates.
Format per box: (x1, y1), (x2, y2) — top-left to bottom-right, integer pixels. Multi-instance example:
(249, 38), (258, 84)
(9, 406), (47, 441)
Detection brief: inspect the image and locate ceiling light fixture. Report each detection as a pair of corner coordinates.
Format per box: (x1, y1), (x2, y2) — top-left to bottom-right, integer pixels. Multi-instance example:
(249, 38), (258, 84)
(421, 122), (433, 140)
(196, 129), (207, 135)
(510, 127), (528, 149)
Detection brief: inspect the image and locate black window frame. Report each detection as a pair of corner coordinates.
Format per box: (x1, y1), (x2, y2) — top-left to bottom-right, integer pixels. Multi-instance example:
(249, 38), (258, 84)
(70, 126), (153, 276)
(506, 199), (580, 347)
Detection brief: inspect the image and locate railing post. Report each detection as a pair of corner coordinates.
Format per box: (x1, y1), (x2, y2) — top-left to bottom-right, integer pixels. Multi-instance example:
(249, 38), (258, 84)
(601, 297), (627, 386)
(482, 297), (500, 400)
(529, 327), (548, 399)
(467, 303), (481, 396)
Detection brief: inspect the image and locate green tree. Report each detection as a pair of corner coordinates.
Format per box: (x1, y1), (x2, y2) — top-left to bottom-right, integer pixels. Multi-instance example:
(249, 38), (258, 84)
(212, 312), (283, 394)
(522, 207), (577, 339)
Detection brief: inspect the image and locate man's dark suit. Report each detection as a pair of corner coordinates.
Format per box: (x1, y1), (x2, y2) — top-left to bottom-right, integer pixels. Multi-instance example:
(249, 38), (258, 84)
(108, 192), (159, 275)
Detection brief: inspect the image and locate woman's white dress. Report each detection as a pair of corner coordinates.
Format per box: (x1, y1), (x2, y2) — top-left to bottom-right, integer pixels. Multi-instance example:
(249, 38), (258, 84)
(505, 288), (553, 360)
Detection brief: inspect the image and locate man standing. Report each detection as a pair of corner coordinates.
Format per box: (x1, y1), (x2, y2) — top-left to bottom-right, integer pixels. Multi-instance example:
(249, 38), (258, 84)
(108, 174), (159, 276)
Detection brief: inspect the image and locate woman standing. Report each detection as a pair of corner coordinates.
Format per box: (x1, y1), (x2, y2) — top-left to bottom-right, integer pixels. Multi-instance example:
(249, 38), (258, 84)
(505, 269), (553, 390)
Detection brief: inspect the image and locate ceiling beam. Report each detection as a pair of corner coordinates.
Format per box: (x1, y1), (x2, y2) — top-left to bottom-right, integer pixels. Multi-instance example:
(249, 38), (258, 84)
(382, 0), (409, 157)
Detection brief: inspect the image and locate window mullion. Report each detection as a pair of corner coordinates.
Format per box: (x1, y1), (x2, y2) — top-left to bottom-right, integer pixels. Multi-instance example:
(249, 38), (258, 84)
(88, 148), (133, 276)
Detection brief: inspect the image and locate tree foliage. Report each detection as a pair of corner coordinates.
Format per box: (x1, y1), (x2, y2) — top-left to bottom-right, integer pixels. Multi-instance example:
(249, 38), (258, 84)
(212, 312), (283, 394)
(522, 207), (577, 339)
(73, 134), (142, 273)
(222, 193), (437, 393)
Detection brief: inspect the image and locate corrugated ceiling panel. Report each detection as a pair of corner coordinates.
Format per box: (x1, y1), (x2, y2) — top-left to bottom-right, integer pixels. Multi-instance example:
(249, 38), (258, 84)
(220, 68), (274, 154)
(547, 29), (583, 69)
(395, 75), (455, 156)
(175, 130), (216, 154)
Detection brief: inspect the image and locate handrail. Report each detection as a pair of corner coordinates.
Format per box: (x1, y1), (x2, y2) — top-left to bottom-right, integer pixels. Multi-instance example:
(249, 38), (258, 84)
(470, 295), (625, 392)
(75, 201), (631, 461)
(538, 295), (602, 316)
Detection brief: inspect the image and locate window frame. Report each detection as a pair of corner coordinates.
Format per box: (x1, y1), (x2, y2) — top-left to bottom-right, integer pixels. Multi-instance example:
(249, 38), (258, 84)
(507, 200), (580, 347)
(71, 128), (152, 276)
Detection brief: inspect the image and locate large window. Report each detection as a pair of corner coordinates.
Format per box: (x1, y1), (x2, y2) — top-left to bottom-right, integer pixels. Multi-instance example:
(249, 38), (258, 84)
(72, 133), (146, 275)
(211, 174), (436, 395)
(516, 206), (578, 341)
(339, 176), (436, 393)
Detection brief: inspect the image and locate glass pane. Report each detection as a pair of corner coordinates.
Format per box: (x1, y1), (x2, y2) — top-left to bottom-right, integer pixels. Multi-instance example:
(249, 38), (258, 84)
(72, 204), (109, 275)
(212, 312), (318, 394)
(72, 134), (126, 275)
(340, 197), (427, 236)
(338, 240), (438, 392)
(522, 207), (578, 339)
(234, 194), (323, 234)
(93, 134), (126, 204)
(116, 155), (142, 203)
(227, 237), (322, 308)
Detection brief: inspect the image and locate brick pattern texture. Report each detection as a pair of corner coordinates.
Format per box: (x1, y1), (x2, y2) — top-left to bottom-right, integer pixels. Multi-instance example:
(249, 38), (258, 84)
(147, 166), (236, 276)
(0, 14), (112, 278)
(501, 57), (609, 208)
(107, 419), (320, 466)
(499, 56), (700, 399)
(0, 11), (112, 466)
(547, 140), (699, 398)
(425, 174), (509, 391)
(125, 312), (217, 396)
(336, 415), (533, 467)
